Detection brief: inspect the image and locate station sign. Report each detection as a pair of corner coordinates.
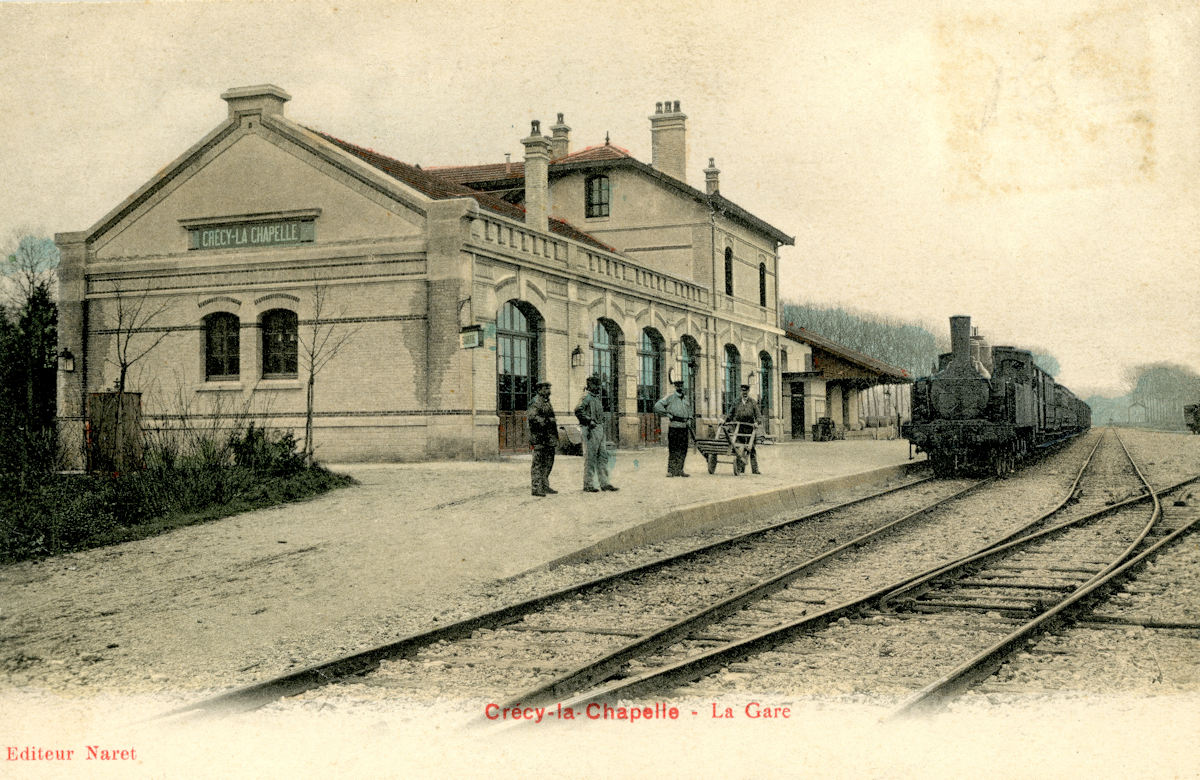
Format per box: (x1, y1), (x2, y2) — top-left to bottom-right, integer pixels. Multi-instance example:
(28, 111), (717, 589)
(188, 219), (316, 250)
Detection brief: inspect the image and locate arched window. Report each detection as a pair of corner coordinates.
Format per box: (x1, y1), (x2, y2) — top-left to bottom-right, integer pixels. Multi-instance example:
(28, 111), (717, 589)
(759, 351), (773, 424)
(759, 262), (768, 307)
(261, 309), (298, 378)
(637, 329), (664, 414)
(723, 344), (741, 415)
(724, 246), (734, 296)
(780, 348), (789, 373)
(204, 312), (240, 381)
(592, 319), (622, 441)
(585, 174), (610, 218)
(497, 300), (542, 450)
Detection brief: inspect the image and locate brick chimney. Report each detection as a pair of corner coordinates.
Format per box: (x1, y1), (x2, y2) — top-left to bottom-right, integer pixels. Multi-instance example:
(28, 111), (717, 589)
(704, 157), (720, 195)
(221, 84), (291, 119)
(550, 113), (571, 159)
(522, 120), (551, 232)
(650, 100), (687, 182)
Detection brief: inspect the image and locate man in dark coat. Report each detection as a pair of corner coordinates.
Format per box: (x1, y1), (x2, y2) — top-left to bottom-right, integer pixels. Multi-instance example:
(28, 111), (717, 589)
(725, 383), (763, 474)
(527, 381), (558, 497)
(654, 379), (693, 477)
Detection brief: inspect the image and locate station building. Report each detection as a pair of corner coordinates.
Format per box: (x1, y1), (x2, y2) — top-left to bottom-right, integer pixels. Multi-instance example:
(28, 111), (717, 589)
(55, 86), (798, 462)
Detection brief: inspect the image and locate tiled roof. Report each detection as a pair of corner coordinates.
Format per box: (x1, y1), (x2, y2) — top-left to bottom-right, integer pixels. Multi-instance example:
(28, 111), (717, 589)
(311, 129), (614, 252)
(556, 143), (634, 163)
(425, 161), (525, 185)
(784, 326), (911, 382)
(427, 141), (793, 246)
(426, 143), (634, 185)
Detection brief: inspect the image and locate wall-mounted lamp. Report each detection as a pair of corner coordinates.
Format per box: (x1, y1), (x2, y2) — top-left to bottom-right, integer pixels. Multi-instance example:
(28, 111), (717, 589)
(570, 345), (584, 368)
(57, 348), (75, 373)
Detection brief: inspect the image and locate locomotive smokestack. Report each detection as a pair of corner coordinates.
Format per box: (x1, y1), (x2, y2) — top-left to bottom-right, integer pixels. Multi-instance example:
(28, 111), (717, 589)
(950, 316), (972, 365)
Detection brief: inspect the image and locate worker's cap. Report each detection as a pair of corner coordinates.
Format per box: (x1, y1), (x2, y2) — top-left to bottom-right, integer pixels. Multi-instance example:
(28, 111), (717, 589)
(535, 381), (551, 390)
(672, 378), (684, 386)
(740, 383), (751, 390)
(585, 374), (601, 386)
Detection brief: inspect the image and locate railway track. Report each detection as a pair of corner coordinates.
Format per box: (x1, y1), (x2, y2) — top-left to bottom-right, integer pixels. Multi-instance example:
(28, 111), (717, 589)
(164, 428), (1159, 723)
(524, 429), (1198, 722)
(161, 472), (971, 719)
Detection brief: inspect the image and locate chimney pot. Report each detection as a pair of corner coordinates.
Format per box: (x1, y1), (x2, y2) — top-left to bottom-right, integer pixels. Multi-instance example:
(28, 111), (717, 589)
(550, 113), (571, 158)
(704, 157), (721, 194)
(531, 119), (541, 135)
(522, 121), (552, 232)
(673, 100), (681, 112)
(649, 101), (688, 181)
(655, 102), (663, 113)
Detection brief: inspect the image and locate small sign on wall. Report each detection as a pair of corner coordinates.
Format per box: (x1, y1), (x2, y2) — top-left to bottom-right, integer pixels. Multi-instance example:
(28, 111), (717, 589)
(459, 325), (483, 349)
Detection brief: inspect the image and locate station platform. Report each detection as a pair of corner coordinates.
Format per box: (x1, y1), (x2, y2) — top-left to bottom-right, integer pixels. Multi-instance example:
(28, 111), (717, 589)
(0, 438), (922, 697)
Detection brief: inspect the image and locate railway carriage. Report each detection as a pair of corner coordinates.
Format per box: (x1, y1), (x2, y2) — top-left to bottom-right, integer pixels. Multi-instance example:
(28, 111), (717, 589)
(904, 315), (1090, 476)
(1185, 403), (1200, 434)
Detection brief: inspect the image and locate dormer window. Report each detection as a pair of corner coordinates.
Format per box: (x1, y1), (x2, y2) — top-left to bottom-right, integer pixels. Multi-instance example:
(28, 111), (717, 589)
(585, 175), (610, 218)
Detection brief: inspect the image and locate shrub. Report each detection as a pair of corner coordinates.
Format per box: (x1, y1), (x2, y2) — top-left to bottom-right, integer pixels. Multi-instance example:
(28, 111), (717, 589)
(0, 421), (350, 563)
(229, 423), (306, 476)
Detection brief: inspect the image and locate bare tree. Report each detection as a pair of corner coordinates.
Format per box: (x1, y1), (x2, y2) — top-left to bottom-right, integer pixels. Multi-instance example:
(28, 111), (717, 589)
(105, 283), (174, 398)
(298, 285), (360, 464)
(3, 233), (59, 308)
(95, 282), (177, 471)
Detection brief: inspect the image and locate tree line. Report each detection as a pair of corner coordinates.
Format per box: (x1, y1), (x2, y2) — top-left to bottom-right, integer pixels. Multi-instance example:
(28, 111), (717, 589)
(1086, 363), (1200, 429)
(780, 300), (939, 378)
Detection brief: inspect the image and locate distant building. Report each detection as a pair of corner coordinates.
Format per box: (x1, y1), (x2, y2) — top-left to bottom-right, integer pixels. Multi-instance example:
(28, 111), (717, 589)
(782, 327), (911, 438)
(56, 86), (796, 462)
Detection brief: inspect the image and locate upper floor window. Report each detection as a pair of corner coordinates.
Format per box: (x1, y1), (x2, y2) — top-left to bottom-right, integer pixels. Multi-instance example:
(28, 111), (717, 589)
(204, 312), (240, 381)
(724, 247), (734, 296)
(759, 262), (768, 307)
(261, 309), (298, 378)
(586, 175), (610, 218)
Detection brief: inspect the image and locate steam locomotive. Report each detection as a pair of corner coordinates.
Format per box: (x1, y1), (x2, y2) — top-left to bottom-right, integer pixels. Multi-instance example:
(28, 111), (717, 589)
(903, 315), (1091, 476)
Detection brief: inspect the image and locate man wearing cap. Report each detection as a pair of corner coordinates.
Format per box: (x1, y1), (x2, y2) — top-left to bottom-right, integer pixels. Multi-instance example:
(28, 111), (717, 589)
(574, 375), (618, 493)
(654, 379), (693, 477)
(527, 380), (558, 497)
(725, 383), (763, 474)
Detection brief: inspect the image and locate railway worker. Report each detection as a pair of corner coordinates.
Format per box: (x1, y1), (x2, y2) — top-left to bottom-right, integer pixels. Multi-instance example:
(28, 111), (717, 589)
(574, 375), (618, 493)
(725, 383), (763, 474)
(654, 379), (693, 477)
(526, 381), (558, 497)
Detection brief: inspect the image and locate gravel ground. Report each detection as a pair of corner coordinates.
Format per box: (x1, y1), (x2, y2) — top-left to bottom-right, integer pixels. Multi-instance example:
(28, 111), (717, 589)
(271, 432), (1099, 710)
(1, 430), (1197, 778)
(0, 438), (915, 699)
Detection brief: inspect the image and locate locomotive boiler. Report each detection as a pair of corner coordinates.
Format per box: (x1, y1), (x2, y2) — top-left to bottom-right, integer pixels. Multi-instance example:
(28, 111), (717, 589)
(903, 315), (1091, 476)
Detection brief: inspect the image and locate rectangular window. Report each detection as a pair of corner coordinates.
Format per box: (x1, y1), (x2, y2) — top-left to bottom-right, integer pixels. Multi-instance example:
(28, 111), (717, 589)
(586, 175), (610, 218)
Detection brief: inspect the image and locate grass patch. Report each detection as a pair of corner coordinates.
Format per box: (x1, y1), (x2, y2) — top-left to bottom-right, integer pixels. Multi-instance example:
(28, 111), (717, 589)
(73, 468), (356, 553)
(0, 425), (356, 564)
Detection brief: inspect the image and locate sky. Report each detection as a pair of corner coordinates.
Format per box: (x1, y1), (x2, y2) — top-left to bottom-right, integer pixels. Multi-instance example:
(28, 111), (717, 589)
(0, 0), (1196, 397)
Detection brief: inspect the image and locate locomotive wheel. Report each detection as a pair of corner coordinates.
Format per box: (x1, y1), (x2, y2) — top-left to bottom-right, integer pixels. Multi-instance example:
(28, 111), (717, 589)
(707, 454), (717, 474)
